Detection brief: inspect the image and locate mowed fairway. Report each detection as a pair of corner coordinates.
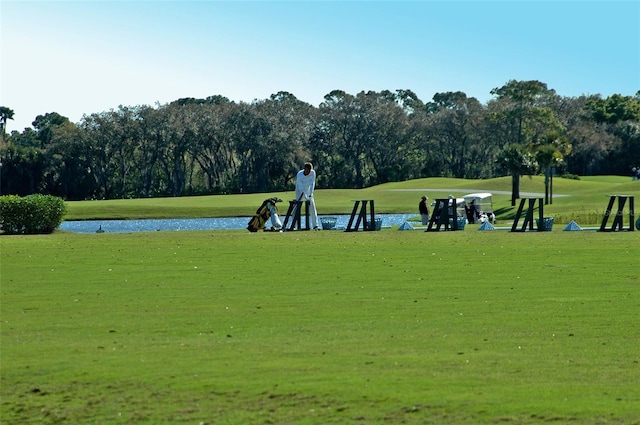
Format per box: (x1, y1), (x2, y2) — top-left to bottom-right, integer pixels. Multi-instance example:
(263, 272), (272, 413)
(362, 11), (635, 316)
(1, 229), (639, 424)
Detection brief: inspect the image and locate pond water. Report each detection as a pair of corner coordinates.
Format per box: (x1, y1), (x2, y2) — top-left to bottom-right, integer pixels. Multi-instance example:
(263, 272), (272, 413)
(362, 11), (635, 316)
(60, 214), (417, 234)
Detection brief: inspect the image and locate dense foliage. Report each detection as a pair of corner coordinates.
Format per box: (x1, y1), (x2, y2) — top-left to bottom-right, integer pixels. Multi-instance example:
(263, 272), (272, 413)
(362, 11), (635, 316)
(1, 81), (639, 200)
(0, 194), (67, 234)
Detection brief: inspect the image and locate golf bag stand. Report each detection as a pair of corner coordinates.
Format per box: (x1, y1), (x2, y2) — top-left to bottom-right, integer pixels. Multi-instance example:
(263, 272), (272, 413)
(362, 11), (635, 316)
(282, 198), (310, 231)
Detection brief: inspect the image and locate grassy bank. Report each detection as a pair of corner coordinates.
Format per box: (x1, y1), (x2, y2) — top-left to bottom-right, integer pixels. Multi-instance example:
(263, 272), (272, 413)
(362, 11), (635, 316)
(62, 176), (640, 226)
(1, 229), (639, 424)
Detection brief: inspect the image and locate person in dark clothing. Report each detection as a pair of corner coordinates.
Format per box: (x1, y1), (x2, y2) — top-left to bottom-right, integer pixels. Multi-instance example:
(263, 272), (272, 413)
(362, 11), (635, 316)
(419, 195), (430, 225)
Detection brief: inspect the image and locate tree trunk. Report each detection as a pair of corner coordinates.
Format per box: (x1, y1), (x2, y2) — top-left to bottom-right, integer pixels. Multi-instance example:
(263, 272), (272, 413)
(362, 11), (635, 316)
(544, 169), (550, 205)
(511, 174), (520, 206)
(550, 167), (554, 205)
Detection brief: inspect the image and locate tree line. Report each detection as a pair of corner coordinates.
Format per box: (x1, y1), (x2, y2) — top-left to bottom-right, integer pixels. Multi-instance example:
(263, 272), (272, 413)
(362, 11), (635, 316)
(1, 80), (639, 203)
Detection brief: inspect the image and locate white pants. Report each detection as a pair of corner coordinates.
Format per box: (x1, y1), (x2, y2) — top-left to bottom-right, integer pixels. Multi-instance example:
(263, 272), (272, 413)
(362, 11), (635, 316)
(295, 193), (318, 228)
(307, 197), (318, 228)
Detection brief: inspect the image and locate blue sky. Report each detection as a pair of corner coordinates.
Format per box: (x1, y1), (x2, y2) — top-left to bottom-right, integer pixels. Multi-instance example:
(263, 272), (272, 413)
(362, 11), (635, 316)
(2, 0), (639, 133)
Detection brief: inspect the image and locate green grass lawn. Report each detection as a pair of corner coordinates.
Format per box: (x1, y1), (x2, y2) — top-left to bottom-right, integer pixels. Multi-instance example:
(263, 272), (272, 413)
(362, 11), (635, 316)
(2, 228), (639, 424)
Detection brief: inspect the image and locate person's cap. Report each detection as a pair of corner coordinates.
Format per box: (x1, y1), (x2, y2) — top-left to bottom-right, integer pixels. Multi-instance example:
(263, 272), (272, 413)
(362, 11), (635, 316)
(448, 194), (454, 199)
(421, 196), (427, 200)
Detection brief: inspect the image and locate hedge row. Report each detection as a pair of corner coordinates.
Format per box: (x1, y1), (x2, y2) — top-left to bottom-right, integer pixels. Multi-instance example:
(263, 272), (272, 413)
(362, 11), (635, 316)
(0, 195), (67, 235)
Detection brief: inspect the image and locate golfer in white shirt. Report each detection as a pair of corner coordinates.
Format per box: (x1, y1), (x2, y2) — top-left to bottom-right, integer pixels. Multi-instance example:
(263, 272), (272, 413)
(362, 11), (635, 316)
(295, 162), (319, 230)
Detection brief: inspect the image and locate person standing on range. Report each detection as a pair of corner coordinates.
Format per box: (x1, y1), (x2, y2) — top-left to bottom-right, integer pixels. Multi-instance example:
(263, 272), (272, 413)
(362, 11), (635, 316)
(419, 195), (430, 225)
(295, 162), (319, 230)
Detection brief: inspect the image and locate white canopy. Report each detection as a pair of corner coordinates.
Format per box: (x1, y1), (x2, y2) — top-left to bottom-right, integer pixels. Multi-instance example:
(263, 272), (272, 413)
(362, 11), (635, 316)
(462, 192), (492, 201)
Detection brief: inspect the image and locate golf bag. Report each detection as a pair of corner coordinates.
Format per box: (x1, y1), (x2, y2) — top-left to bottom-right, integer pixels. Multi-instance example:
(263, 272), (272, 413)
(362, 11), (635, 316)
(247, 197), (283, 232)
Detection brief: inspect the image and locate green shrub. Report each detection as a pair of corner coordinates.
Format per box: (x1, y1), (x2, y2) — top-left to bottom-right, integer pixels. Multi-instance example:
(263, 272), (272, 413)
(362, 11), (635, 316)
(0, 194), (67, 235)
(559, 173), (580, 180)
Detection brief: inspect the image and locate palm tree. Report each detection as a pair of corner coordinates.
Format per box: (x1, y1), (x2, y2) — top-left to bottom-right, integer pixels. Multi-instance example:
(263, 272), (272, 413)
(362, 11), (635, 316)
(0, 106), (14, 195)
(534, 132), (571, 204)
(496, 143), (538, 206)
(0, 106), (15, 143)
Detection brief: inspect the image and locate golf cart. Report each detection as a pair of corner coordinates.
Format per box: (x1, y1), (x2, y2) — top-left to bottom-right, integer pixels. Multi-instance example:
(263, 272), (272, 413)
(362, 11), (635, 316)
(430, 196), (468, 229)
(459, 192), (495, 224)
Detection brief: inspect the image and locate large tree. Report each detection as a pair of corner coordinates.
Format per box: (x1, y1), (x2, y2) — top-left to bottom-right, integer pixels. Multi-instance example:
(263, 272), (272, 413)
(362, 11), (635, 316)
(81, 112), (119, 199)
(133, 105), (167, 197)
(256, 92), (316, 191)
(344, 90), (413, 185)
(489, 80), (562, 145)
(316, 90), (369, 188)
(550, 95), (605, 175)
(496, 143), (538, 206)
(32, 112), (70, 148)
(190, 99), (239, 194)
(228, 102), (273, 193)
(585, 93), (640, 175)
(0, 143), (45, 196)
(489, 80), (564, 204)
(425, 91), (488, 178)
(161, 102), (200, 196)
(41, 120), (95, 200)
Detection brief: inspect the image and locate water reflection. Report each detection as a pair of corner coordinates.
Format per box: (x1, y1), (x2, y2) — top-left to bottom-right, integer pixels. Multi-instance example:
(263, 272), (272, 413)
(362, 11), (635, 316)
(60, 214), (416, 234)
